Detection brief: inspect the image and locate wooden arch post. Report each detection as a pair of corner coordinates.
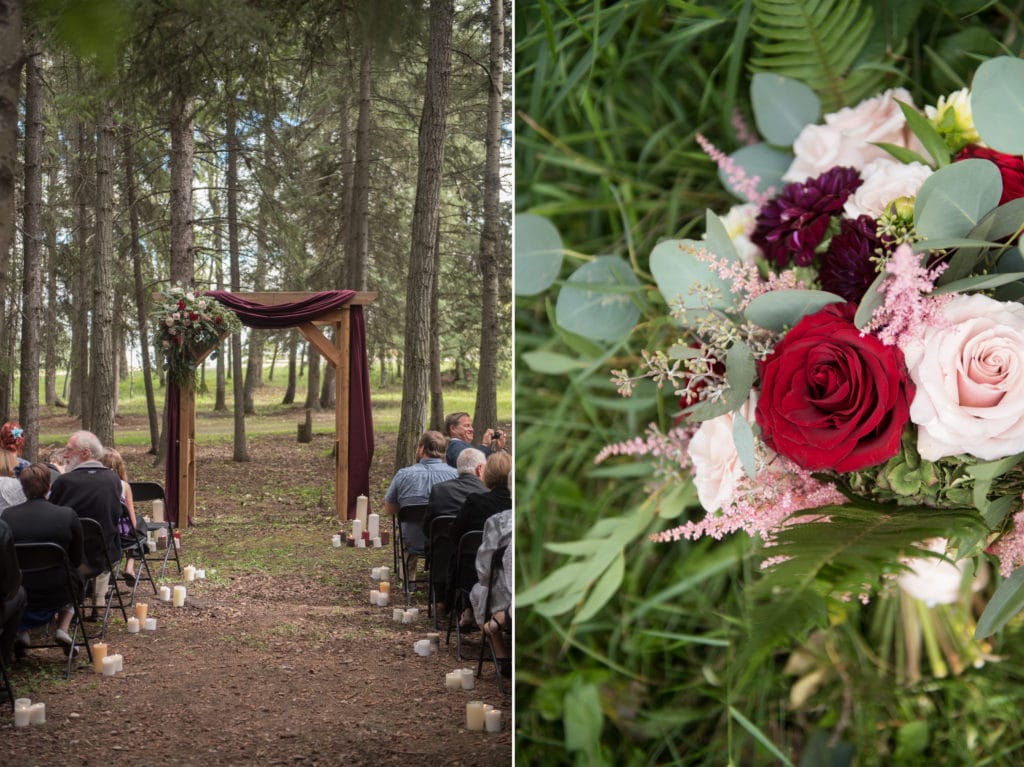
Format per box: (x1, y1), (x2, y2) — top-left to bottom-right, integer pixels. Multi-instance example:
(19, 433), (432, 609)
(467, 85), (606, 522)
(176, 291), (377, 527)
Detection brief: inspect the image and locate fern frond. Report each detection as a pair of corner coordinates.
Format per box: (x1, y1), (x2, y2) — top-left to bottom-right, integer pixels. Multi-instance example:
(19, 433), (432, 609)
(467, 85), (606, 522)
(734, 503), (987, 687)
(750, 0), (888, 111)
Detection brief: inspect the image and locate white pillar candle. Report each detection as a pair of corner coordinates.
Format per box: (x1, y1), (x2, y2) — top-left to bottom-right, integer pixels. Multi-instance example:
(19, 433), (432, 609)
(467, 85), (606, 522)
(144, 617), (157, 631)
(392, 608), (404, 622)
(466, 701), (486, 731)
(370, 589), (380, 604)
(14, 699), (31, 727)
(331, 534), (342, 548)
(485, 709), (502, 733)
(351, 518), (363, 541)
(29, 702), (45, 725)
(367, 513), (380, 539)
(356, 495), (368, 529)
(376, 592), (389, 607)
(172, 585), (186, 607)
(159, 585), (172, 602)
(379, 566), (389, 581)
(126, 617), (140, 634)
(461, 667), (475, 690)
(445, 671), (462, 689)
(134, 602), (148, 621)
(372, 537), (382, 548)
(402, 610), (414, 624)
(92, 642), (108, 673)
(112, 653), (124, 672)
(102, 655), (118, 676)
(183, 565), (196, 582)
(371, 567), (380, 580)
(152, 498), (165, 523)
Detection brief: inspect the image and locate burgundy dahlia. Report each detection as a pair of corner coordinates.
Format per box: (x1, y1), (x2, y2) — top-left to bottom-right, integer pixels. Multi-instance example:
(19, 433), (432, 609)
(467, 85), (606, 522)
(819, 215), (885, 303)
(751, 166), (863, 268)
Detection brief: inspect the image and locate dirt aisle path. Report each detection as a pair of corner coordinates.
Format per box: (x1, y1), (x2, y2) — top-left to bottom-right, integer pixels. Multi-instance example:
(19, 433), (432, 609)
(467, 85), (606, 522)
(3, 435), (512, 766)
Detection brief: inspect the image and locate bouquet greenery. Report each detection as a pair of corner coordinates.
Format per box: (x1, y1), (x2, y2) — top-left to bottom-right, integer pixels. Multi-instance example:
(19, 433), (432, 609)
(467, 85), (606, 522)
(153, 286), (240, 389)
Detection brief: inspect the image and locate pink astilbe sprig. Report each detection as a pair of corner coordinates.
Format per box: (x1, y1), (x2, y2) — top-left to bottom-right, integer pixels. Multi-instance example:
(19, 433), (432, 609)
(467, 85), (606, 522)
(990, 509), (1024, 578)
(595, 423), (696, 486)
(689, 244), (809, 311)
(650, 458), (846, 544)
(863, 243), (952, 347)
(696, 133), (775, 208)
(731, 108), (759, 147)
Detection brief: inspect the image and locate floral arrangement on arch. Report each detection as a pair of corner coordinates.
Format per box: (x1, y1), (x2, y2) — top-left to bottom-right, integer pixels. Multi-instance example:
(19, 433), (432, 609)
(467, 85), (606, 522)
(153, 286), (241, 389)
(603, 56), (1024, 639)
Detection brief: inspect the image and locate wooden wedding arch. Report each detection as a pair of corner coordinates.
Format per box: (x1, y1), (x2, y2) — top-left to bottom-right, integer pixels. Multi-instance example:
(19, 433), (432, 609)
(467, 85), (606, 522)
(165, 290), (378, 528)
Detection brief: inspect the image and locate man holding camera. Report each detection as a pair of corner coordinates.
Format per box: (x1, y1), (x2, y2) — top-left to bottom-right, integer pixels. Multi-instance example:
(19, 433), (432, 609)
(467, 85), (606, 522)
(443, 412), (507, 469)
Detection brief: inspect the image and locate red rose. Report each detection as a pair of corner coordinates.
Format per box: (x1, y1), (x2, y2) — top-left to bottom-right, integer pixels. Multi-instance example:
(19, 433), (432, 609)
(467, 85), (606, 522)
(755, 302), (913, 472)
(177, 300), (186, 309)
(215, 316), (223, 324)
(189, 312), (199, 320)
(957, 145), (1024, 204)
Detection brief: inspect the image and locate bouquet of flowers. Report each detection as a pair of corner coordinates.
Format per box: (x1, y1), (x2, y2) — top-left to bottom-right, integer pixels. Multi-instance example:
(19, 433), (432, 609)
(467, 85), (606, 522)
(153, 286), (241, 389)
(601, 55), (1024, 645)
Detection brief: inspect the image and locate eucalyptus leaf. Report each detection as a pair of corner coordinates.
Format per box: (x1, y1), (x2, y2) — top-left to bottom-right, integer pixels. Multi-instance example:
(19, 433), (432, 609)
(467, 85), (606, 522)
(515, 213), (565, 296)
(555, 256), (641, 341)
(705, 210), (740, 264)
(931, 272), (1024, 296)
(971, 56), (1024, 154)
(914, 160), (1002, 241)
(733, 413), (757, 480)
(976, 566), (1024, 638)
(970, 197), (1024, 242)
(751, 72), (820, 146)
(725, 340), (756, 410)
(649, 238), (736, 312)
(521, 350), (587, 375)
(722, 143), (792, 201)
(854, 271), (888, 329)
(744, 289), (845, 332)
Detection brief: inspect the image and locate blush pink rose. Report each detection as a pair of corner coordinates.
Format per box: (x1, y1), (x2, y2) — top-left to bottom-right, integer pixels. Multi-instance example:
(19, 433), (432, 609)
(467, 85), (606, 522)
(903, 294), (1024, 460)
(688, 394), (762, 512)
(843, 159), (933, 219)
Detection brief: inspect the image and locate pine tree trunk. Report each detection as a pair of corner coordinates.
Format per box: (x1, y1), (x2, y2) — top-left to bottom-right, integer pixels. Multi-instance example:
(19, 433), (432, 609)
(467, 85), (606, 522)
(227, 96), (248, 461)
(304, 347), (321, 412)
(473, 0), (505, 435)
(68, 116), (92, 425)
(44, 159), (60, 407)
(0, 0), (22, 422)
(214, 235), (227, 411)
(19, 51), (42, 461)
(347, 42), (372, 292)
(169, 100), (195, 287)
(282, 332), (297, 405)
(90, 100), (116, 447)
(429, 224), (443, 432)
(395, 0), (454, 470)
(124, 125), (160, 453)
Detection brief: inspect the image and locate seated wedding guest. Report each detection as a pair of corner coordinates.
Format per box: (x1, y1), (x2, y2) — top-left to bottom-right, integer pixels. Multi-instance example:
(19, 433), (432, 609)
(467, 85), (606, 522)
(470, 509), (512, 677)
(101, 449), (144, 585)
(0, 516), (26, 667)
(447, 451), (512, 619)
(443, 412), (507, 468)
(0, 421), (31, 477)
(4, 463), (85, 656)
(49, 431), (122, 615)
(0, 454), (26, 516)
(426, 448), (487, 533)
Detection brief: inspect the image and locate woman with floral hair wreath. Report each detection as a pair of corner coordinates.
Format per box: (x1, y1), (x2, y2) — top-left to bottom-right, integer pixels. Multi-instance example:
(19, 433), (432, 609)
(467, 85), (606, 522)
(0, 422), (31, 477)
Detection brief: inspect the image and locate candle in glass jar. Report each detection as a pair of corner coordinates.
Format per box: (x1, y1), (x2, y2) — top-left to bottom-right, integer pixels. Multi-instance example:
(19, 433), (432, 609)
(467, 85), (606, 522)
(370, 589), (380, 604)
(159, 585), (171, 602)
(461, 667), (475, 690)
(152, 498), (165, 523)
(376, 591), (389, 607)
(466, 701), (486, 731)
(13, 699), (31, 727)
(332, 534), (342, 548)
(102, 655), (117, 676)
(144, 617), (157, 631)
(29, 702), (45, 725)
(372, 536), (382, 548)
(392, 608), (404, 622)
(172, 585), (186, 607)
(126, 617), (140, 634)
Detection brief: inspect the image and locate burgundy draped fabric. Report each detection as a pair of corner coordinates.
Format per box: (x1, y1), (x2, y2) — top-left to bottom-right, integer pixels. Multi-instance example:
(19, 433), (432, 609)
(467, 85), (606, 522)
(204, 290), (357, 329)
(164, 290), (374, 525)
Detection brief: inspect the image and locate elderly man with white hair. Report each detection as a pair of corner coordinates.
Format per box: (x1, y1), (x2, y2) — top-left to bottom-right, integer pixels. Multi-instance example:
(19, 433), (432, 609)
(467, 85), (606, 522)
(49, 430), (124, 617)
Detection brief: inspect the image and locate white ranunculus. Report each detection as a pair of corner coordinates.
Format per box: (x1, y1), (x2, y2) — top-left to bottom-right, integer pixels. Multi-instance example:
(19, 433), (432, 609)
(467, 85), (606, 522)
(688, 394), (758, 512)
(843, 160), (932, 219)
(784, 124), (866, 183)
(897, 538), (967, 607)
(903, 294), (1024, 460)
(718, 203), (762, 263)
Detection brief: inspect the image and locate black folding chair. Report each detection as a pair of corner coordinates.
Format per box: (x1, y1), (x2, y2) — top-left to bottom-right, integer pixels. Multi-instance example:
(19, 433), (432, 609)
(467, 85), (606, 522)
(118, 515), (157, 606)
(80, 517), (128, 639)
(476, 544), (511, 693)
(0, 652), (13, 706)
(445, 529), (483, 661)
(130, 481), (182, 578)
(426, 515), (457, 629)
(13, 542), (94, 678)
(397, 505), (430, 598)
